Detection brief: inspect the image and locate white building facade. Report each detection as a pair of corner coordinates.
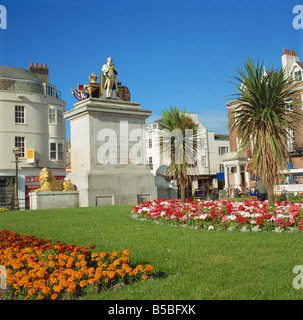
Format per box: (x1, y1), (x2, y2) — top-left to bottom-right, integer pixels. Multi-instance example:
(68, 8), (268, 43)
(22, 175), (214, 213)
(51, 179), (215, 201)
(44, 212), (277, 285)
(0, 63), (67, 209)
(146, 113), (230, 196)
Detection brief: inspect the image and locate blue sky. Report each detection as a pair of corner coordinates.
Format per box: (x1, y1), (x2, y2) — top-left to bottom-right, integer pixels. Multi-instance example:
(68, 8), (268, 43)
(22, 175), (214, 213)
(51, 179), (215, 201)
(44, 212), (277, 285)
(0, 0), (301, 139)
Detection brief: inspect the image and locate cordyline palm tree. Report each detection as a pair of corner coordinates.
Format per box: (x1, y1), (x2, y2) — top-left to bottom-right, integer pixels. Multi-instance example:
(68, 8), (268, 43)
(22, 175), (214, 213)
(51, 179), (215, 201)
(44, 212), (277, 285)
(158, 106), (199, 202)
(228, 58), (301, 203)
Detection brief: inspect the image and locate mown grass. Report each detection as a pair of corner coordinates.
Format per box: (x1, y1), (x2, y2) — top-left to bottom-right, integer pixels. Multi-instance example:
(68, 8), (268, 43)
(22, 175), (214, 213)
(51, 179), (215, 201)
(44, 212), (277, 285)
(1, 205), (303, 300)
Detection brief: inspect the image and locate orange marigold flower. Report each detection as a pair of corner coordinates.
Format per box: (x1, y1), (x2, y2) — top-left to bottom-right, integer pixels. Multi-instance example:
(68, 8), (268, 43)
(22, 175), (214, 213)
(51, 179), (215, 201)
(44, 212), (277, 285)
(37, 294), (44, 300)
(53, 285), (61, 292)
(147, 265), (155, 272)
(100, 252), (108, 258)
(91, 252), (99, 258)
(51, 293), (58, 300)
(90, 244), (96, 249)
(28, 288), (36, 296)
(108, 271), (116, 279)
(42, 286), (51, 295)
(67, 283), (77, 293)
(79, 280), (87, 287)
(123, 249), (130, 255)
(107, 264), (116, 271)
(142, 275), (148, 280)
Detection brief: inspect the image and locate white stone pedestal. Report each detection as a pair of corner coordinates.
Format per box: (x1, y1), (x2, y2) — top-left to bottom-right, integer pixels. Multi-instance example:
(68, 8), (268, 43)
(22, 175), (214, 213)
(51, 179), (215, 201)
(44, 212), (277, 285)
(64, 98), (157, 207)
(30, 191), (79, 210)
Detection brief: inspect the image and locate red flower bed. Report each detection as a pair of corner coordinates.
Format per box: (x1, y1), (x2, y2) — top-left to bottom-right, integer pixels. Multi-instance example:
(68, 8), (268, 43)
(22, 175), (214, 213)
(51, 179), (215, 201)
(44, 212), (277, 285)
(133, 199), (303, 232)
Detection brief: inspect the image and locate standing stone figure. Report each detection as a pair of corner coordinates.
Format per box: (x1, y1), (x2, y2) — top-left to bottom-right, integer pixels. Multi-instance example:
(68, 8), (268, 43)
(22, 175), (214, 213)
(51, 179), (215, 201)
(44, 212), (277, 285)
(101, 57), (118, 99)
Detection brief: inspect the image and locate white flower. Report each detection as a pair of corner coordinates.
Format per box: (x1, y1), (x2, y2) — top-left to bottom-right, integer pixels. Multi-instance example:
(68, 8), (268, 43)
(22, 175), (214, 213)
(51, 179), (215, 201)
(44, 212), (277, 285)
(273, 227), (283, 233)
(242, 212), (251, 218)
(251, 226), (261, 232)
(208, 226), (214, 230)
(228, 215), (237, 221)
(228, 227), (236, 231)
(276, 214), (285, 219)
(240, 226), (250, 232)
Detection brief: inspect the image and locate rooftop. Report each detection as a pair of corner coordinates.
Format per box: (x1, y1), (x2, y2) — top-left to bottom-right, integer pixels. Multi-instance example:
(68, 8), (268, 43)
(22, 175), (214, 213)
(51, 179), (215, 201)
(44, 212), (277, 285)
(0, 66), (41, 82)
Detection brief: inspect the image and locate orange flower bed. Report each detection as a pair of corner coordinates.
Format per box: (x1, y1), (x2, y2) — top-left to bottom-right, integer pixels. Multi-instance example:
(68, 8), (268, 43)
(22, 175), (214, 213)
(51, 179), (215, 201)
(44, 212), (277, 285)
(0, 230), (154, 300)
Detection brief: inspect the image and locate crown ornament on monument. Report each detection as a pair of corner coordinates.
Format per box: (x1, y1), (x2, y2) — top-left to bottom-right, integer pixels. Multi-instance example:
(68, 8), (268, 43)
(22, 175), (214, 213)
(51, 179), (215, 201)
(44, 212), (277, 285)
(89, 73), (98, 83)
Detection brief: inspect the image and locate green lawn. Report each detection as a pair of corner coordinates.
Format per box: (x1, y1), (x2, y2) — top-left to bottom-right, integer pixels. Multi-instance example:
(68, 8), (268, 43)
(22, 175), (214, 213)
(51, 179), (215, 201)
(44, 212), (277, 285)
(1, 205), (303, 300)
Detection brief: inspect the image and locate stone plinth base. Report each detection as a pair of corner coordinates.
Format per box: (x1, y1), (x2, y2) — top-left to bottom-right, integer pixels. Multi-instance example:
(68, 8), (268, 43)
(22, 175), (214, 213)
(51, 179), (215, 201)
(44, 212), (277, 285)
(64, 97), (158, 207)
(30, 191), (79, 210)
(68, 168), (157, 207)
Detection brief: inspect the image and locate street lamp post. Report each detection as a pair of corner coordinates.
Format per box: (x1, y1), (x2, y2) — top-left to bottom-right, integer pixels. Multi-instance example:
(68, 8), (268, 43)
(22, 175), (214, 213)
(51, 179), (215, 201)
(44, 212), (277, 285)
(13, 147), (21, 210)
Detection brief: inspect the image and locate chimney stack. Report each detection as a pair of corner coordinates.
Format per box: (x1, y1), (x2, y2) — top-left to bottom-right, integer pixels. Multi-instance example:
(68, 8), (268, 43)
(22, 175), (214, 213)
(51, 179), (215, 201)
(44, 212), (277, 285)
(28, 62), (49, 83)
(282, 49), (299, 74)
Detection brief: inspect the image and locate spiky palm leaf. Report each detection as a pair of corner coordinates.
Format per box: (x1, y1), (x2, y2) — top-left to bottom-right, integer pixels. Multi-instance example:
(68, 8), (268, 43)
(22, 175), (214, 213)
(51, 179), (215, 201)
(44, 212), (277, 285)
(228, 58), (301, 202)
(158, 106), (199, 202)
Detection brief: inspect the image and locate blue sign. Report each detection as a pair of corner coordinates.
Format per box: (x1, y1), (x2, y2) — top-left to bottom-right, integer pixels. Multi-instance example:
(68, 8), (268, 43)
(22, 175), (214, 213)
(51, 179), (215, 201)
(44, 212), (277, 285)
(216, 172), (224, 180)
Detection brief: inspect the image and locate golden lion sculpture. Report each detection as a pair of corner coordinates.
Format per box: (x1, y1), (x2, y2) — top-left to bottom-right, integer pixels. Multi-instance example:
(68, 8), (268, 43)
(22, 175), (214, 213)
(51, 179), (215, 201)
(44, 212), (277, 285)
(35, 167), (75, 192)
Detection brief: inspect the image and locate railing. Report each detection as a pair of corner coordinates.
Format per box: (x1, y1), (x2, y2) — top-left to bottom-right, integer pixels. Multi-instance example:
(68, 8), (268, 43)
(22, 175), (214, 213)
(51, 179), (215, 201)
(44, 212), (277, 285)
(43, 83), (62, 99)
(0, 197), (27, 210)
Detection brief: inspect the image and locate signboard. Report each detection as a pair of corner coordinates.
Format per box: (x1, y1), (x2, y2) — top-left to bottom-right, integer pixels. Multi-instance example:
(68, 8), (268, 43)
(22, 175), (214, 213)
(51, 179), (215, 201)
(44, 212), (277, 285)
(25, 176), (65, 183)
(27, 149), (35, 164)
(66, 166), (72, 174)
(216, 172), (224, 180)
(276, 184), (303, 192)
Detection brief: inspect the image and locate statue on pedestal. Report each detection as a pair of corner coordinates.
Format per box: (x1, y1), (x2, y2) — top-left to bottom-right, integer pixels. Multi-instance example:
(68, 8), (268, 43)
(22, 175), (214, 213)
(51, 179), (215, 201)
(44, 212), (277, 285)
(100, 57), (118, 99)
(71, 57), (130, 101)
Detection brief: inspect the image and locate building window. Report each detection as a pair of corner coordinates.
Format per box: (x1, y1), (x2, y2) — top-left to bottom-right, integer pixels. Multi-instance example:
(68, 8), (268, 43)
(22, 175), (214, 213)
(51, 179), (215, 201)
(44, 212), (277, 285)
(149, 139), (152, 148)
(286, 98), (293, 111)
(45, 84), (57, 97)
(15, 106), (25, 124)
(219, 164), (224, 173)
(201, 139), (206, 150)
(294, 70), (302, 82)
(201, 156), (207, 168)
(50, 142), (64, 161)
(57, 110), (63, 125)
(287, 128), (295, 152)
(15, 137), (25, 157)
(218, 146), (229, 156)
(49, 109), (56, 124)
(148, 156), (153, 170)
(49, 107), (64, 125)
